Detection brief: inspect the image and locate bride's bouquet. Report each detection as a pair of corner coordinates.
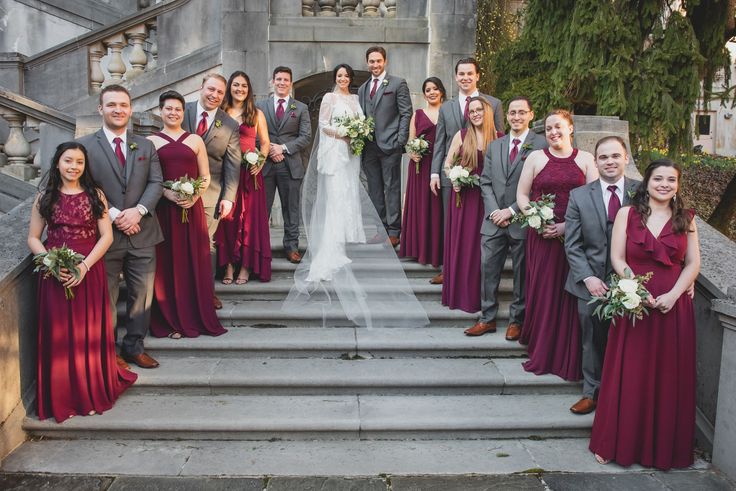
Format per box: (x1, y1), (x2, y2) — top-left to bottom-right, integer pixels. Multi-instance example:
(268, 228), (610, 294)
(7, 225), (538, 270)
(33, 244), (86, 300)
(405, 135), (430, 174)
(163, 174), (205, 223)
(242, 148), (266, 190)
(447, 163), (480, 207)
(512, 193), (561, 241)
(334, 114), (375, 155)
(589, 268), (654, 325)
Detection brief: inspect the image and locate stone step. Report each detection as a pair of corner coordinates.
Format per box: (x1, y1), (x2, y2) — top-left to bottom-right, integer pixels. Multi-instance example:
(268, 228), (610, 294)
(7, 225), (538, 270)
(142, 327), (526, 359)
(266, 256), (512, 276)
(125, 357), (577, 396)
(23, 394), (593, 441)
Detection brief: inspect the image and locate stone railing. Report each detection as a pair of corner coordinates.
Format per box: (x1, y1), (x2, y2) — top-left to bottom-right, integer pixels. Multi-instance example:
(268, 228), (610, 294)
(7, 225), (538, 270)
(301, 0), (397, 17)
(0, 87), (76, 182)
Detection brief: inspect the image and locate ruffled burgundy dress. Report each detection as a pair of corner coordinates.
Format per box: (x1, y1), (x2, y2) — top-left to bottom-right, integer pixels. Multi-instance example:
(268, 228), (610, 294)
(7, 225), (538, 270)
(215, 123), (272, 281)
(520, 148), (584, 381)
(590, 207), (696, 470)
(441, 129), (484, 313)
(399, 109), (443, 267)
(150, 132), (226, 338)
(36, 192), (137, 423)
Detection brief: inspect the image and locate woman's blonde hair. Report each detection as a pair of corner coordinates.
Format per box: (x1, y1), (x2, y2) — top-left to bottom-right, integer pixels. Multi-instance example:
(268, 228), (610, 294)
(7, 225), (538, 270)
(458, 97), (496, 170)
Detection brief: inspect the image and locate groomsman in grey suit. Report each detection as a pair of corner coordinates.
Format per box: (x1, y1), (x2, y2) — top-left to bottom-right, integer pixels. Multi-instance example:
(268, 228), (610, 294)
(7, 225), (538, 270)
(358, 46), (413, 247)
(183, 72), (241, 309)
(77, 85), (163, 369)
(466, 97), (547, 338)
(429, 57), (503, 284)
(257, 66), (312, 263)
(565, 135), (639, 415)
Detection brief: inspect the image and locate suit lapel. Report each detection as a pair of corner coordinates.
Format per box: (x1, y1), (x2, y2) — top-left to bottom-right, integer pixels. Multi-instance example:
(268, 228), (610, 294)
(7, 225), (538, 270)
(186, 102), (197, 134)
(452, 98), (464, 131)
(500, 136), (510, 178)
(265, 96), (278, 131)
(372, 77), (388, 108)
(124, 131), (137, 182)
(96, 130), (125, 186)
(623, 177), (637, 205)
(590, 180), (608, 235)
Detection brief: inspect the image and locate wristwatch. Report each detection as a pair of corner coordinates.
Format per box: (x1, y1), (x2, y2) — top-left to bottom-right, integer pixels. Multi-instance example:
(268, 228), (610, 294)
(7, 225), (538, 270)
(136, 204), (147, 216)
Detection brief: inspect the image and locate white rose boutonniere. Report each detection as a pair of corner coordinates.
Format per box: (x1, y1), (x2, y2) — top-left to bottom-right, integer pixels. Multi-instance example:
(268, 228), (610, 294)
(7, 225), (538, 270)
(382, 79), (389, 87)
(214, 119), (222, 128)
(129, 143), (137, 151)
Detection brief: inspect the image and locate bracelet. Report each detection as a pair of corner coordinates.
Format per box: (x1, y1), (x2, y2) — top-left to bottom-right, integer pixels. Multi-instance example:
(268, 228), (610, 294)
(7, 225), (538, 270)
(81, 260), (90, 272)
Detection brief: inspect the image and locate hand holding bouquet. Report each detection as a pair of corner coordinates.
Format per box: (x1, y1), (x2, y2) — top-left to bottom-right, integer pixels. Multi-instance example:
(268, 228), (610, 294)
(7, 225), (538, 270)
(512, 193), (561, 241)
(589, 268), (654, 325)
(33, 245), (86, 300)
(335, 114), (375, 155)
(405, 135), (430, 173)
(243, 149), (266, 190)
(447, 163), (480, 207)
(163, 174), (205, 223)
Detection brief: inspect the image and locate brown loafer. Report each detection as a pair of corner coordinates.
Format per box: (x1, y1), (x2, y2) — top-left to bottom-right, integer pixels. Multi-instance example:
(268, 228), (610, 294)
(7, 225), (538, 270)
(570, 397), (596, 415)
(388, 236), (400, 248)
(213, 295), (223, 310)
(287, 251), (302, 264)
(116, 355), (130, 370)
(464, 321), (497, 336)
(122, 352), (160, 369)
(505, 322), (522, 341)
(429, 273), (443, 285)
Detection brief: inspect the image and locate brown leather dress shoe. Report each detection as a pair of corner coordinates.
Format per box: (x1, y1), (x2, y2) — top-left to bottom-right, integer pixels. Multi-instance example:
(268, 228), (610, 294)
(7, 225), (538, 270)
(213, 295), (223, 310)
(464, 321), (497, 336)
(505, 322), (522, 341)
(570, 397), (597, 414)
(122, 352), (160, 369)
(116, 355), (130, 370)
(287, 251), (302, 264)
(388, 236), (400, 247)
(429, 273), (443, 285)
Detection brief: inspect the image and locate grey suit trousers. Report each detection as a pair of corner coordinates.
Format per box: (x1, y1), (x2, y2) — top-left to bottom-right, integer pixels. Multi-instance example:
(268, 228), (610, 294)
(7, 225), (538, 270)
(577, 298), (610, 399)
(480, 230), (525, 324)
(362, 142), (402, 237)
(264, 163), (301, 252)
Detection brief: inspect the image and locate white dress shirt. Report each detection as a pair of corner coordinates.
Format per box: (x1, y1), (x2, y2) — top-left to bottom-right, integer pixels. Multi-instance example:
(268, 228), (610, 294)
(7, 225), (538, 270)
(273, 95), (292, 154)
(601, 176), (625, 211)
(458, 90), (479, 115)
(508, 129), (529, 158)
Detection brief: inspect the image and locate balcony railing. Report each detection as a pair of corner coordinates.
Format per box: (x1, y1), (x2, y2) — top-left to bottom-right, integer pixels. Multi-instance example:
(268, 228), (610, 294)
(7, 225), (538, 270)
(302, 0), (397, 17)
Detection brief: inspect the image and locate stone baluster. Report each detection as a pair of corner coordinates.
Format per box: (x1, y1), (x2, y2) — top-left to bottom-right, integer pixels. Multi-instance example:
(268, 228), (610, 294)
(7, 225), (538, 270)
(316, 0), (337, 16)
(302, 0), (315, 16)
(88, 42), (106, 93)
(362, 0), (381, 17)
(384, 0), (396, 17)
(146, 19), (158, 68)
(103, 33), (127, 85)
(341, 0), (359, 16)
(125, 24), (149, 79)
(0, 110), (35, 180)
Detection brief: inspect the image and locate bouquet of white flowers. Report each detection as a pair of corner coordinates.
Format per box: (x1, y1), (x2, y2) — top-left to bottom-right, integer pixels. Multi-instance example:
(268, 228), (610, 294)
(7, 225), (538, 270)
(242, 148), (266, 190)
(334, 114), (375, 155)
(512, 193), (560, 241)
(163, 174), (205, 223)
(589, 268), (654, 325)
(33, 244), (86, 300)
(405, 135), (430, 174)
(447, 164), (480, 207)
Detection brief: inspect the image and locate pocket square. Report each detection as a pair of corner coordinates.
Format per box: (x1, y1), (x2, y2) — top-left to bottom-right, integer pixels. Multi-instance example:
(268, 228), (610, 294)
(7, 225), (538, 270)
(290, 112), (296, 118)
(137, 156), (146, 161)
(383, 91), (394, 95)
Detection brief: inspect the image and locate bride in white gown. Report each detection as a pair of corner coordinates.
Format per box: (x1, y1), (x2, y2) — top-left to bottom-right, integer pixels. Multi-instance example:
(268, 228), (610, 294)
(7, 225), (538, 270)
(283, 64), (428, 328)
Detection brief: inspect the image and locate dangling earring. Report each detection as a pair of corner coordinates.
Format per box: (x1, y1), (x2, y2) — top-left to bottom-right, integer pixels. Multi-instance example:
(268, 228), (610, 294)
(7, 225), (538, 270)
(673, 193), (677, 203)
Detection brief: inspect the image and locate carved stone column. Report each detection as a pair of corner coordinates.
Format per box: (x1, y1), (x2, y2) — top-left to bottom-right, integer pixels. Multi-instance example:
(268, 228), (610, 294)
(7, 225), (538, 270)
(146, 19), (158, 68)
(0, 110), (35, 180)
(103, 33), (127, 85)
(88, 42), (106, 93)
(362, 0), (381, 17)
(384, 0), (397, 17)
(316, 0), (337, 16)
(341, 0), (359, 16)
(302, 0), (315, 16)
(125, 24), (149, 79)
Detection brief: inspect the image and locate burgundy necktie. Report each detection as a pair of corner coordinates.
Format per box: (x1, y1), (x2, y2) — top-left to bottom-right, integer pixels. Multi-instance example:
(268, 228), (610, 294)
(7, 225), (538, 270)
(196, 112), (208, 136)
(463, 97), (471, 122)
(113, 137), (125, 168)
(509, 138), (521, 164)
(276, 99), (285, 120)
(369, 79), (379, 99)
(607, 185), (621, 222)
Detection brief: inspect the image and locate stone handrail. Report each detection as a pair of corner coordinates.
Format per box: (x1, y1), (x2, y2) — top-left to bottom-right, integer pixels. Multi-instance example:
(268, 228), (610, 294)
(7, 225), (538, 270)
(302, 0), (397, 17)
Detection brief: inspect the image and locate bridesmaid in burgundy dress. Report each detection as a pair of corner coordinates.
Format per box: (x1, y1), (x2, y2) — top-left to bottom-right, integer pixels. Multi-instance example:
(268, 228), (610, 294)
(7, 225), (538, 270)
(516, 110), (598, 381)
(399, 77), (445, 267)
(591, 159), (700, 469)
(148, 91), (226, 338)
(215, 71), (272, 284)
(441, 97), (497, 313)
(28, 142), (137, 422)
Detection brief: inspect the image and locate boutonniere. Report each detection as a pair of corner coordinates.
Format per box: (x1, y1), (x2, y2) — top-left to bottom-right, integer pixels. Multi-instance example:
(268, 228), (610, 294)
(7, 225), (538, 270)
(214, 119), (223, 128)
(129, 143), (137, 151)
(289, 103), (297, 111)
(382, 79), (389, 87)
(521, 143), (532, 151)
(627, 190), (636, 200)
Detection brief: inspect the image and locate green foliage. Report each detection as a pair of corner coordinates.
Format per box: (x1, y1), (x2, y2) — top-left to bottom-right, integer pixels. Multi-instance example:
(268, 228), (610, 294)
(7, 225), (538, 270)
(639, 147), (736, 170)
(476, 1), (524, 96)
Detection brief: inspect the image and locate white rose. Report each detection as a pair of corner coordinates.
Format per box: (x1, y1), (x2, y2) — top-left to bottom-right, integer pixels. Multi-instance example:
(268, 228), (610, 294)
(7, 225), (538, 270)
(448, 165), (464, 181)
(617, 278), (638, 294)
(336, 126), (347, 137)
(180, 182), (195, 195)
(522, 206), (534, 216)
(540, 206), (554, 221)
(43, 256), (53, 267)
(622, 292), (641, 309)
(527, 215), (542, 229)
(460, 168), (470, 178)
(245, 152), (259, 165)
(171, 181), (181, 191)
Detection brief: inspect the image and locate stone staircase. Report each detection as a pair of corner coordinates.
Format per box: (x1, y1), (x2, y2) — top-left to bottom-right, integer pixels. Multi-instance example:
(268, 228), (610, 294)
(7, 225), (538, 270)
(21, 232), (593, 446)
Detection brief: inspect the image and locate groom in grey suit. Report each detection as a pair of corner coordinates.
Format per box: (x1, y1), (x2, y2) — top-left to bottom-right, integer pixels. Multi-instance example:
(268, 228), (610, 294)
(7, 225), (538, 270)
(429, 57), (503, 284)
(358, 46), (413, 246)
(77, 84), (163, 369)
(466, 97), (546, 338)
(565, 135), (638, 415)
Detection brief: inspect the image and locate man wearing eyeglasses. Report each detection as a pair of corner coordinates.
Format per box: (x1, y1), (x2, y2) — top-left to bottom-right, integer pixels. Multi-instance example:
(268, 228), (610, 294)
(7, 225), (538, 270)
(466, 97), (547, 339)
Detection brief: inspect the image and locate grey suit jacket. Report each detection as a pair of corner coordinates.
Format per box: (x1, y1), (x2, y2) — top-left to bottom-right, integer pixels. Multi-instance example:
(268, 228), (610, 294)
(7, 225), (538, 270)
(358, 74), (413, 154)
(77, 129), (164, 252)
(564, 177), (640, 300)
(431, 93), (503, 187)
(182, 103), (241, 209)
(480, 130), (547, 239)
(256, 96), (312, 179)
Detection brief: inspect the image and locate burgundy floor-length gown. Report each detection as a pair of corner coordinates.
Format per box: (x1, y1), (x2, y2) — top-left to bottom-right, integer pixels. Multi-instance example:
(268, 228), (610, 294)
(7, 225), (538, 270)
(520, 148), (585, 381)
(215, 123), (272, 281)
(590, 207), (696, 470)
(399, 109), (443, 267)
(37, 192), (137, 423)
(441, 129), (484, 313)
(150, 132), (226, 338)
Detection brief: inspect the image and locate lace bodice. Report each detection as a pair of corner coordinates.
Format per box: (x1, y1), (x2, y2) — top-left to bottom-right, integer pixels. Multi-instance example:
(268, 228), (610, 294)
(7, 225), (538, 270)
(47, 192), (97, 246)
(319, 92), (363, 138)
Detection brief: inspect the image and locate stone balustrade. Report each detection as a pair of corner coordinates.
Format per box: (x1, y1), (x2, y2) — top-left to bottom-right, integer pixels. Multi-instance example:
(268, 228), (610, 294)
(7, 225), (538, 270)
(302, 0), (397, 17)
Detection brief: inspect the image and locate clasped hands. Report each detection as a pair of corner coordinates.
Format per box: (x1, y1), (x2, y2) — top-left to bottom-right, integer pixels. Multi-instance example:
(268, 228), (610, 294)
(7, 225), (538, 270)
(585, 277), (695, 314)
(269, 143), (285, 163)
(58, 266), (87, 288)
(114, 208), (142, 236)
(490, 208), (513, 228)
